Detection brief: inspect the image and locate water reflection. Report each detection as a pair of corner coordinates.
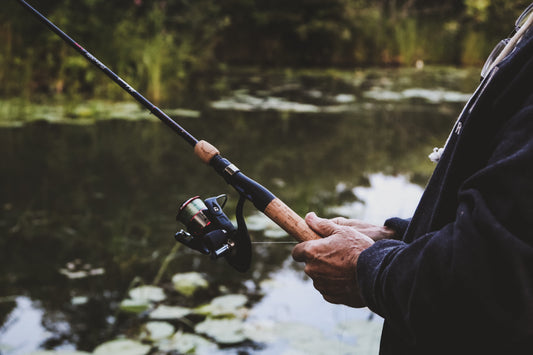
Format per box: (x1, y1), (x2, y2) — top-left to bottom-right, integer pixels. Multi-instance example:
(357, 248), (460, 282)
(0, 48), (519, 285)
(327, 174), (423, 224)
(0, 67), (478, 354)
(1, 297), (56, 354)
(246, 268), (382, 355)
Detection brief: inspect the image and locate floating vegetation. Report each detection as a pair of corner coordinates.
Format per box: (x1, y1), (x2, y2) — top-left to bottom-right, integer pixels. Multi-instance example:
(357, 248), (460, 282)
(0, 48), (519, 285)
(334, 94), (356, 103)
(241, 319), (277, 343)
(2, 67), (463, 354)
(128, 285), (166, 303)
(195, 294), (248, 318)
(171, 272), (209, 297)
(118, 298), (151, 314)
(149, 305), (192, 320)
(363, 87), (471, 103)
(210, 94), (321, 113)
(157, 331), (217, 354)
(70, 296), (89, 306)
(195, 318), (248, 345)
(140, 321), (175, 342)
(119, 285), (167, 313)
(58, 260), (105, 280)
(0, 99), (200, 127)
(92, 339), (151, 355)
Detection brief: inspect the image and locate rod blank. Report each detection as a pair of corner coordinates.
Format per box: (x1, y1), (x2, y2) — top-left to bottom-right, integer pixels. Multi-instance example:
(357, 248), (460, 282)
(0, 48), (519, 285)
(17, 0), (198, 147)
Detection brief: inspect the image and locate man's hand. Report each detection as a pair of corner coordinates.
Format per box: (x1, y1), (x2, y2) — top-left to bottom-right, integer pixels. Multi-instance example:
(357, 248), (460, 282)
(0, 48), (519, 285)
(326, 216), (396, 241)
(292, 212), (376, 308)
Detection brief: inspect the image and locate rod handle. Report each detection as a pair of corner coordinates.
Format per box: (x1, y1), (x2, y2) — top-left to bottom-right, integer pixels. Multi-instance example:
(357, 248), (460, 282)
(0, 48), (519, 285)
(195, 140), (321, 242)
(195, 140), (220, 163)
(264, 198), (321, 242)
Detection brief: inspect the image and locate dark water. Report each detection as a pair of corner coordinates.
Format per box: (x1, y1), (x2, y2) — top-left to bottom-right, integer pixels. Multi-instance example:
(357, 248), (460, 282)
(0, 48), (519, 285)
(0, 67), (479, 354)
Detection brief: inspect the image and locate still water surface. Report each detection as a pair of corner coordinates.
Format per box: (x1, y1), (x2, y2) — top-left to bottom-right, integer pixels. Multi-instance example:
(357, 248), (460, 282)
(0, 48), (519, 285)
(0, 67), (479, 354)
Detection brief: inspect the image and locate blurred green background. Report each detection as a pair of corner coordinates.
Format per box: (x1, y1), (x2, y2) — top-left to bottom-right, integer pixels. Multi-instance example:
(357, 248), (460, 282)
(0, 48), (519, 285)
(1, 0), (530, 106)
(0, 1), (530, 354)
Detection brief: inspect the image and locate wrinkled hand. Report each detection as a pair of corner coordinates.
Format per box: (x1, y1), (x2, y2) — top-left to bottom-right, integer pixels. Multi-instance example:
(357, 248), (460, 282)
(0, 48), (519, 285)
(292, 213), (376, 308)
(325, 216), (396, 241)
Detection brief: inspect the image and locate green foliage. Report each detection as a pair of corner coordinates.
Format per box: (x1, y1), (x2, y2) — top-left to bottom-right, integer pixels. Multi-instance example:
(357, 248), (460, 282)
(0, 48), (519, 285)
(1, 0), (530, 101)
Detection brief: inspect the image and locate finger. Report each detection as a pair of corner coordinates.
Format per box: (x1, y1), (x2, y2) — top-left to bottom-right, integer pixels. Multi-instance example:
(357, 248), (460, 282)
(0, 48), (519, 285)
(312, 278), (352, 293)
(292, 241), (312, 262)
(330, 216), (364, 227)
(305, 212), (340, 237)
(323, 294), (343, 305)
(330, 216), (351, 226)
(312, 280), (353, 304)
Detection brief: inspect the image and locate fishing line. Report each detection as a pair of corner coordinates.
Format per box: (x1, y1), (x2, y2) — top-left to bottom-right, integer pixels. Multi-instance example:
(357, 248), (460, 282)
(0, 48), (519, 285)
(251, 241), (298, 244)
(17, 0), (322, 273)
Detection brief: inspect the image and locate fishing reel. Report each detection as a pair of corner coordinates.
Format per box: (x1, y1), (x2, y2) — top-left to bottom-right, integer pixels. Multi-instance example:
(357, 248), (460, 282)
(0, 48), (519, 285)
(174, 194), (251, 272)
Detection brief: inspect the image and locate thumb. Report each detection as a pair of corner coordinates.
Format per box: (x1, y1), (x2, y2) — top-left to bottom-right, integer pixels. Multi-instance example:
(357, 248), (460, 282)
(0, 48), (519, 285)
(305, 212), (341, 238)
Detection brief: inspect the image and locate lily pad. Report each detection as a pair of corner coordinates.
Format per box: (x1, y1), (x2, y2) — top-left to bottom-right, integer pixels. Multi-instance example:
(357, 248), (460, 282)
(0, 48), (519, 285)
(25, 352), (91, 355)
(93, 339), (151, 355)
(195, 294), (248, 318)
(171, 272), (209, 297)
(243, 319), (277, 343)
(71, 296), (89, 306)
(128, 285), (166, 303)
(149, 305), (192, 320)
(157, 331), (217, 354)
(195, 318), (247, 345)
(58, 260), (105, 279)
(119, 298), (150, 314)
(141, 321), (175, 341)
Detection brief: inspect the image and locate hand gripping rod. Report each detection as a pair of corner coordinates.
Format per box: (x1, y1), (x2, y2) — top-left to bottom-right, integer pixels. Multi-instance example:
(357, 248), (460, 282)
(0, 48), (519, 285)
(17, 0), (321, 242)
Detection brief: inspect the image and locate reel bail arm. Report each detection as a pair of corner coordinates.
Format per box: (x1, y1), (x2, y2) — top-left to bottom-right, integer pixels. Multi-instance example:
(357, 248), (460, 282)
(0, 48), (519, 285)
(175, 194), (251, 272)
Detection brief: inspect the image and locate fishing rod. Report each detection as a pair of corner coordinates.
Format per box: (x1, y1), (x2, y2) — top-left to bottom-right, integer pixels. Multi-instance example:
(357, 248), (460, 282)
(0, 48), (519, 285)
(16, 0), (321, 272)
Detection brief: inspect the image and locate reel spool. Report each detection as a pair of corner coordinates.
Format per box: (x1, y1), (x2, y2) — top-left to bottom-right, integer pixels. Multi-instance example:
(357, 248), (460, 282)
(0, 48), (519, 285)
(175, 194), (252, 272)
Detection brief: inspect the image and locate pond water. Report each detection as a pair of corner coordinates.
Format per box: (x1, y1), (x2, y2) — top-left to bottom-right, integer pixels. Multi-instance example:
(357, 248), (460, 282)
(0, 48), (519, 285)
(0, 67), (480, 354)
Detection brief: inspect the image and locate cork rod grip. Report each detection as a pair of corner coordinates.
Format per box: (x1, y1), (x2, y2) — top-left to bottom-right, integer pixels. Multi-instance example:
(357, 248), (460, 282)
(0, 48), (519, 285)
(264, 198), (321, 242)
(194, 140), (220, 164)
(194, 139), (321, 242)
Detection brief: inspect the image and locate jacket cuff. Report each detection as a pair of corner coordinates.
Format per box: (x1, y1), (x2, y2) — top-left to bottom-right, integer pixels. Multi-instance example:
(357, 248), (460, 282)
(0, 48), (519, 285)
(384, 217), (411, 240)
(356, 239), (405, 316)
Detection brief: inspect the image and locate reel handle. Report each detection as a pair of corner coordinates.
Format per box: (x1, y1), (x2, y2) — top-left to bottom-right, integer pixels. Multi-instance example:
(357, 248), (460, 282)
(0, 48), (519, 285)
(194, 140), (321, 243)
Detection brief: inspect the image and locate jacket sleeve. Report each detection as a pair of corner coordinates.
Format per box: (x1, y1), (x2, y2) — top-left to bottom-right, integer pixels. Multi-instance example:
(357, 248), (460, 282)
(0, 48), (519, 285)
(356, 102), (533, 349)
(383, 217), (411, 240)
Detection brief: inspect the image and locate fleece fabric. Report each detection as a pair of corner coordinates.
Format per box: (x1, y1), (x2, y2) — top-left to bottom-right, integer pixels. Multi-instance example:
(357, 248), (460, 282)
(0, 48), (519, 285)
(357, 28), (533, 354)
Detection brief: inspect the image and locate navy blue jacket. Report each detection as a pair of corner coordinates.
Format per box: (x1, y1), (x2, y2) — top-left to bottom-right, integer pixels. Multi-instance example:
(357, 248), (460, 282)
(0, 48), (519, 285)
(357, 28), (533, 354)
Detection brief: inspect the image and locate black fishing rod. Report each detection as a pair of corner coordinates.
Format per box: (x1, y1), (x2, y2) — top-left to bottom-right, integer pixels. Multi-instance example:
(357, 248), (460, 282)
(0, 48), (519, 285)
(17, 0), (320, 272)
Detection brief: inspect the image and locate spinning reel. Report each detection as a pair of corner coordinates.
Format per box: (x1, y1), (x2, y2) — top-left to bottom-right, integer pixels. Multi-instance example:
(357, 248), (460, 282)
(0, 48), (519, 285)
(174, 194), (251, 272)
